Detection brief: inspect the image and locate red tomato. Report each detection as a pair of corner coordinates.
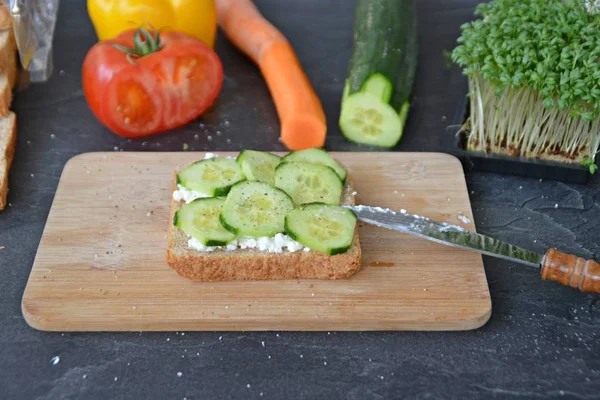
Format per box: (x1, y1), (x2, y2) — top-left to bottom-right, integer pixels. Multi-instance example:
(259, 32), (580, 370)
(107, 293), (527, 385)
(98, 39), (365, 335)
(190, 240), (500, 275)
(82, 29), (223, 138)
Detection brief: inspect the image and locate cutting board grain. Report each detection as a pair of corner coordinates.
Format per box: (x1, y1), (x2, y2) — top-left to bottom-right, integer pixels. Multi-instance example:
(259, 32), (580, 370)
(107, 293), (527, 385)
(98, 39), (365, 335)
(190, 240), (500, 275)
(22, 152), (491, 331)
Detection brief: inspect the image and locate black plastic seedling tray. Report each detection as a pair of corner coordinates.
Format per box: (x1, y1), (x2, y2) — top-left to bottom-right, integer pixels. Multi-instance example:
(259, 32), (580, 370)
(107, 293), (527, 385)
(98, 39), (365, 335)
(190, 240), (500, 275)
(446, 79), (592, 185)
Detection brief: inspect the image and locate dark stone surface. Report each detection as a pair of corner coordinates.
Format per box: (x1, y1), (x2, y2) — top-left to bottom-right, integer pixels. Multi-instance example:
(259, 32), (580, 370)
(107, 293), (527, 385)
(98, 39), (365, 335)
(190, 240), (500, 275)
(1, 0), (599, 398)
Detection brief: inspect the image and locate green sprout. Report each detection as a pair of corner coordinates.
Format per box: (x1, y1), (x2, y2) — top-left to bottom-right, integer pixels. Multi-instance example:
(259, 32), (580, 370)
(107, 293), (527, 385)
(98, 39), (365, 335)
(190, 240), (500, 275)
(582, 155), (598, 175)
(452, 0), (600, 165)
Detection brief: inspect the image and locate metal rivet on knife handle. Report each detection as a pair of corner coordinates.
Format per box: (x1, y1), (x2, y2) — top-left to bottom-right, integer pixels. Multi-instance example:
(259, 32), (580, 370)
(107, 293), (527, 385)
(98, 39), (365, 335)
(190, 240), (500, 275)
(540, 249), (600, 294)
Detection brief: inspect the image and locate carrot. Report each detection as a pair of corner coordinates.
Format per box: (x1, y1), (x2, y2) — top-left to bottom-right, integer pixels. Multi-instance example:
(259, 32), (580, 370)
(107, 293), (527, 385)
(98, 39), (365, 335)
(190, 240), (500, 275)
(216, 0), (327, 150)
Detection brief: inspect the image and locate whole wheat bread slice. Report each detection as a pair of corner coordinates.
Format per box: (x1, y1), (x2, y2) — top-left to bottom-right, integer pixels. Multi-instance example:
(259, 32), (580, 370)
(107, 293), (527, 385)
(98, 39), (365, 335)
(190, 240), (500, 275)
(0, 111), (16, 209)
(166, 169), (362, 281)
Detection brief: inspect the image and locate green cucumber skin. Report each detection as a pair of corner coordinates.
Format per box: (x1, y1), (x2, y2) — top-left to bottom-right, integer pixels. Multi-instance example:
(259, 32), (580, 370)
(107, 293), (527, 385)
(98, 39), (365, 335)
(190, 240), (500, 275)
(391, 0), (417, 112)
(205, 239), (230, 247)
(213, 185), (233, 197)
(346, 0), (417, 111)
(219, 213), (239, 235)
(347, 0), (403, 95)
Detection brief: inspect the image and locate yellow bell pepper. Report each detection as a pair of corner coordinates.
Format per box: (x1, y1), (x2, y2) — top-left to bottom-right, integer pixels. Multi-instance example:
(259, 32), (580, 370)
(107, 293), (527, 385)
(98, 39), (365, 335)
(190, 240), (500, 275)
(87, 0), (217, 47)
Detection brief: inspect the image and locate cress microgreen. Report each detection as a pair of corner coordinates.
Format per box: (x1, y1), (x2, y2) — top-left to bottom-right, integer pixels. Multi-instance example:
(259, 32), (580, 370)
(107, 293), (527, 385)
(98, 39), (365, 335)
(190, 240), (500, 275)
(452, 0), (600, 163)
(582, 155), (598, 175)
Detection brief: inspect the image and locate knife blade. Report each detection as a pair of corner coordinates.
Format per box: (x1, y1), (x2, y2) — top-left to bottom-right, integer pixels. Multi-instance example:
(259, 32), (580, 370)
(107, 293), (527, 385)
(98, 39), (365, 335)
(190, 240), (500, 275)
(349, 205), (543, 268)
(348, 205), (600, 293)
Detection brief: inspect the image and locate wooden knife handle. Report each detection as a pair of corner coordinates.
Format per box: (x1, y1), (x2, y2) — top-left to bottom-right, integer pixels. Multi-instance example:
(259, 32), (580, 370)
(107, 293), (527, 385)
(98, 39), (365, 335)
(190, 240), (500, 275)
(540, 249), (600, 293)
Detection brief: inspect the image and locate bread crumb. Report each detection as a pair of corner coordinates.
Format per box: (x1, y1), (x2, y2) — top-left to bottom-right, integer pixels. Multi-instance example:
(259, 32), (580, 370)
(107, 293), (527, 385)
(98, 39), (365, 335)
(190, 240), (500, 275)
(177, 372), (183, 378)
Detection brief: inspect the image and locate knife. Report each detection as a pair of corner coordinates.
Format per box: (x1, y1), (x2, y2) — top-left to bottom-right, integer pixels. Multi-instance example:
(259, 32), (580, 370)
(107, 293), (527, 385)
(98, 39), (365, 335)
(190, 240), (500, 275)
(348, 205), (600, 294)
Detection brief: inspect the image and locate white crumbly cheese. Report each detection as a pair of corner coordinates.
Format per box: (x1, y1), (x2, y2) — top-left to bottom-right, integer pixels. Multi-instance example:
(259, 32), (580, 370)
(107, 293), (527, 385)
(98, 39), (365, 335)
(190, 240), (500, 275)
(457, 214), (472, 224)
(172, 184), (210, 204)
(204, 152), (217, 159)
(187, 233), (309, 253)
(188, 237), (218, 252)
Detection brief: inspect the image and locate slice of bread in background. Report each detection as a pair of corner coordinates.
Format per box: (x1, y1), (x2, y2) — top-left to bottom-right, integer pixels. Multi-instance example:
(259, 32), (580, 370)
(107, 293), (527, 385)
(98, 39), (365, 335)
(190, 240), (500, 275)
(166, 175), (362, 281)
(0, 3), (11, 31)
(0, 111), (16, 209)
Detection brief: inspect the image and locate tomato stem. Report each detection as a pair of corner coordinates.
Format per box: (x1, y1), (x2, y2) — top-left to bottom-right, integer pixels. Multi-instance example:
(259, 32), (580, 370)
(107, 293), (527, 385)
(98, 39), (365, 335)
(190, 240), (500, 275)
(111, 27), (162, 61)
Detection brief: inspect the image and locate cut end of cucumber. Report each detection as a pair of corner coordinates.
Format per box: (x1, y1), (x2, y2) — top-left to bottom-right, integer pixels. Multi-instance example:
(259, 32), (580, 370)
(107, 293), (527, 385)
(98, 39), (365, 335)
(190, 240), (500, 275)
(362, 73), (393, 103)
(339, 92), (403, 148)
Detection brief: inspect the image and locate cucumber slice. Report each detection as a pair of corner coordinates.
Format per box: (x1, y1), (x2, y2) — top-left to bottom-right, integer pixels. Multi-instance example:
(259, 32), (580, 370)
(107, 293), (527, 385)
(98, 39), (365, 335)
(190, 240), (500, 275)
(362, 73), (393, 103)
(285, 204), (357, 255)
(339, 92), (403, 148)
(275, 162), (343, 206)
(281, 148), (347, 181)
(236, 150), (280, 185)
(177, 158), (244, 197)
(220, 181), (294, 237)
(174, 198), (236, 246)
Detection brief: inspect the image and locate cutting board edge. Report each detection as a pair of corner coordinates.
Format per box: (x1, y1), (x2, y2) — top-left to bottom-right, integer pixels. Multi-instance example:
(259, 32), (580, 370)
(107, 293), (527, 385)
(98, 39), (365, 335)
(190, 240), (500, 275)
(21, 296), (492, 332)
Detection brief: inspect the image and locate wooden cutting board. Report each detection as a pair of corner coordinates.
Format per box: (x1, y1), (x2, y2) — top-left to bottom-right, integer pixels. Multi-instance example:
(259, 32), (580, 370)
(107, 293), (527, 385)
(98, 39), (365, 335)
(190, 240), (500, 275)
(22, 152), (491, 331)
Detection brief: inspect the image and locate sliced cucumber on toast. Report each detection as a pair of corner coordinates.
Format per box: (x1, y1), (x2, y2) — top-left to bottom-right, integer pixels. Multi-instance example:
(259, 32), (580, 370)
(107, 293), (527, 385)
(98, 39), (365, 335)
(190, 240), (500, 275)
(220, 181), (294, 237)
(237, 150), (280, 185)
(285, 204), (357, 255)
(275, 162), (343, 206)
(177, 157), (244, 196)
(281, 148), (347, 181)
(174, 197), (236, 246)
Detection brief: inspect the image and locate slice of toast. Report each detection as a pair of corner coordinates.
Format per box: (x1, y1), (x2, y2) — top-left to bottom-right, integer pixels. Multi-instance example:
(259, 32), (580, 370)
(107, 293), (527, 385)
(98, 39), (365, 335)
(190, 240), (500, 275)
(0, 111), (16, 209)
(166, 171), (362, 281)
(0, 52), (16, 116)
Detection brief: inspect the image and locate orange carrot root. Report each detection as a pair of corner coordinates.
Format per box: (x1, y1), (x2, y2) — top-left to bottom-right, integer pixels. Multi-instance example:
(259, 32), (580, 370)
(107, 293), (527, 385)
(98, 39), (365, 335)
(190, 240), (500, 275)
(216, 0), (327, 150)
